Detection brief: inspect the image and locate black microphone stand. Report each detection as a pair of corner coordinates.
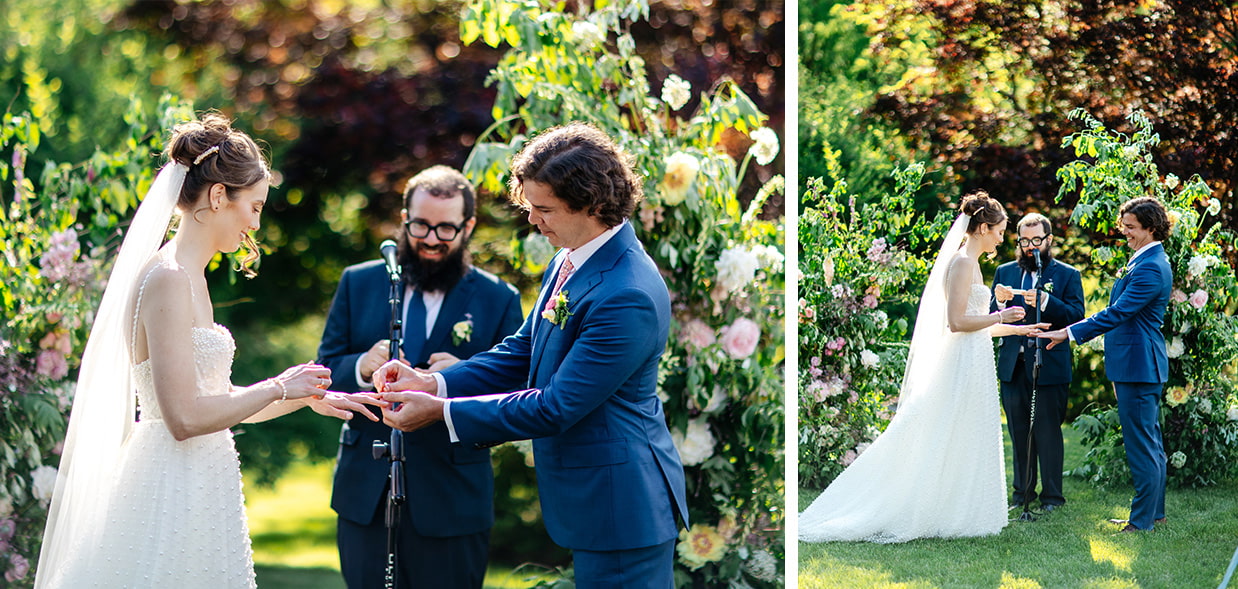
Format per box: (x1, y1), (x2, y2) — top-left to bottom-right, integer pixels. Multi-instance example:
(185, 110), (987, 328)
(371, 266), (405, 588)
(1017, 256), (1044, 523)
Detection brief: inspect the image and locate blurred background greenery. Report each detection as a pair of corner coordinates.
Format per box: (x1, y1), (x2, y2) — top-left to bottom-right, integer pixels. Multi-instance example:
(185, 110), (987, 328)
(1, 0), (783, 578)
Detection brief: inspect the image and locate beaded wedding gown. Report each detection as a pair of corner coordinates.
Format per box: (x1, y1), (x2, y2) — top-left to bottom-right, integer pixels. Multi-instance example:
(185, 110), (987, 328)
(799, 283), (1008, 543)
(46, 324), (257, 588)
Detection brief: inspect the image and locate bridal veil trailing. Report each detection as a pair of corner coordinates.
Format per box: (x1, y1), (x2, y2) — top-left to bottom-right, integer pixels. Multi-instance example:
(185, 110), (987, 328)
(35, 163), (186, 586)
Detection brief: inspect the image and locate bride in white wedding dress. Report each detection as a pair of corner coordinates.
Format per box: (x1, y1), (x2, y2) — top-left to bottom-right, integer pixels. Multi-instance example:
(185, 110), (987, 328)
(800, 192), (1048, 544)
(36, 114), (379, 588)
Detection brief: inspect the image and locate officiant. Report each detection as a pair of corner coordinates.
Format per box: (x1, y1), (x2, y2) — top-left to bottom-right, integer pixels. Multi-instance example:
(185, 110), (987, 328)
(990, 212), (1085, 513)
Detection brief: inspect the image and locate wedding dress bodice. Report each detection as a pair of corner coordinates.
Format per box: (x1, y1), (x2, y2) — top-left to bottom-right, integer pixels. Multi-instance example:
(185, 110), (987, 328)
(966, 282), (990, 315)
(132, 325), (234, 421)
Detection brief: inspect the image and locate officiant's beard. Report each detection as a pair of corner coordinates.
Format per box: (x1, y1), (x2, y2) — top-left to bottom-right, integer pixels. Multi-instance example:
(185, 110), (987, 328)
(1017, 246), (1054, 273)
(398, 234), (471, 292)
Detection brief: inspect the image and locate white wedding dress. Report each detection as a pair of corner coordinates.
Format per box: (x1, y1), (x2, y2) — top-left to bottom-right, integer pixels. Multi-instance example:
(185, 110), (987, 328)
(799, 283), (1008, 543)
(46, 324), (257, 588)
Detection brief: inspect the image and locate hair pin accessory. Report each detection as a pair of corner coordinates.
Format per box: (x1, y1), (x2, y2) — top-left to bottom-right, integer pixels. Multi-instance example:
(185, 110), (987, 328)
(193, 145), (221, 166)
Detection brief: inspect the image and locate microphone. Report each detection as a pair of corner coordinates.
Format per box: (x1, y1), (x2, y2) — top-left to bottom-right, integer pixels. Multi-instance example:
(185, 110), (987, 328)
(1031, 248), (1042, 272)
(380, 239), (400, 278)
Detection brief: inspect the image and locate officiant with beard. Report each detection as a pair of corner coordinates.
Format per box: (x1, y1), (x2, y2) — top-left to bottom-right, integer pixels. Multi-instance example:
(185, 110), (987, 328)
(990, 212), (1085, 514)
(316, 165), (523, 588)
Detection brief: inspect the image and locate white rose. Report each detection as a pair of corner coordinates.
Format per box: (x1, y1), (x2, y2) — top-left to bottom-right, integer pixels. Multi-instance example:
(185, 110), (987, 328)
(715, 246), (761, 292)
(1164, 174), (1180, 190)
(872, 310), (889, 331)
(571, 21), (606, 47)
(1198, 398), (1213, 414)
(1167, 337), (1185, 359)
(1188, 255), (1209, 277)
(1227, 406), (1238, 421)
(31, 465), (58, 505)
(673, 419), (716, 466)
(860, 349), (880, 368)
(748, 127), (780, 166)
(660, 74), (691, 111)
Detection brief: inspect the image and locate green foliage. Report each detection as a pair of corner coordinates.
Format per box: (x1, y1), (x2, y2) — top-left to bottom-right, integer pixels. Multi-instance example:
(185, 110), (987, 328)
(0, 95), (194, 587)
(797, 152), (950, 489)
(460, 1), (785, 586)
(1056, 110), (1238, 488)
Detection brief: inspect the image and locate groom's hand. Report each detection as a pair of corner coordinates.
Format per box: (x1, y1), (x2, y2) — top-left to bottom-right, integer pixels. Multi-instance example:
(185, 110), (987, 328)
(373, 359), (438, 395)
(1038, 328), (1069, 349)
(378, 391), (445, 432)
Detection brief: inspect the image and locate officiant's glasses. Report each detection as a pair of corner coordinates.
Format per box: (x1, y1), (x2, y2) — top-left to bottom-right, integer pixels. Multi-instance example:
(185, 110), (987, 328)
(405, 219), (469, 241)
(1017, 236), (1049, 247)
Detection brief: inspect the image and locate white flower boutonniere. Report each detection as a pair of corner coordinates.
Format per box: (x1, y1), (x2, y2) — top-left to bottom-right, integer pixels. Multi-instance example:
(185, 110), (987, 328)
(541, 290), (573, 329)
(452, 314), (474, 346)
(1042, 281), (1054, 294)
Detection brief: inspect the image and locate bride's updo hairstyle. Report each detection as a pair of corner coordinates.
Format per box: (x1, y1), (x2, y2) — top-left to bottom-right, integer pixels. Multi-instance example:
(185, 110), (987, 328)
(960, 190), (1006, 234)
(166, 112), (271, 276)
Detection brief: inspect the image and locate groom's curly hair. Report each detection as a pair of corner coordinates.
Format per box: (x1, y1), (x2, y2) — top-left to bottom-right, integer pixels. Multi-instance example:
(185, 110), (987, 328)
(1120, 197), (1172, 241)
(507, 122), (642, 228)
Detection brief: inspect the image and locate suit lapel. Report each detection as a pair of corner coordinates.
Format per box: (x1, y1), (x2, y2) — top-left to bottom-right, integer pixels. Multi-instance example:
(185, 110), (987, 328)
(424, 270), (478, 353)
(528, 224), (637, 380)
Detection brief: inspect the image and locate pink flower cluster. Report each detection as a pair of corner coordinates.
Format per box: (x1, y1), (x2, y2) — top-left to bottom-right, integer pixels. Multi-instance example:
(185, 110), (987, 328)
(39, 228), (93, 285)
(36, 330), (72, 380)
(1, 519), (27, 582)
(680, 318), (716, 350)
(823, 336), (846, 356)
(866, 238), (893, 265)
(799, 299), (816, 323)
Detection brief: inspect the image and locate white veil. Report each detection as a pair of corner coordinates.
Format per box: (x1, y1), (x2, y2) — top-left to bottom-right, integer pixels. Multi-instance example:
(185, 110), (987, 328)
(895, 212), (971, 410)
(35, 163), (186, 587)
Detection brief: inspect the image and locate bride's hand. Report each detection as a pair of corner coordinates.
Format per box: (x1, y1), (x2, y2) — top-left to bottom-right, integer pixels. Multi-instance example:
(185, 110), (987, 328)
(306, 392), (387, 421)
(997, 306), (1025, 323)
(270, 363), (333, 401)
(1011, 322), (1052, 336)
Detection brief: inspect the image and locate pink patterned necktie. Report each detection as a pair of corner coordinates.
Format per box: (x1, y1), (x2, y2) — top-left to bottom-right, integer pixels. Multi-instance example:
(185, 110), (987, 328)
(544, 255), (574, 312)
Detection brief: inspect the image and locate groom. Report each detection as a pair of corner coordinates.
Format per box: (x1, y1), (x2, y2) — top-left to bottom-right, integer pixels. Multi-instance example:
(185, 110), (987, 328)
(371, 123), (688, 587)
(1040, 196), (1173, 532)
(991, 213), (1084, 513)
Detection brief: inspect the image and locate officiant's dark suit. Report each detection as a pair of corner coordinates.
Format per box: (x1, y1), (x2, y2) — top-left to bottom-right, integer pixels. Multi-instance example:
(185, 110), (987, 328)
(317, 166), (523, 589)
(990, 213), (1084, 509)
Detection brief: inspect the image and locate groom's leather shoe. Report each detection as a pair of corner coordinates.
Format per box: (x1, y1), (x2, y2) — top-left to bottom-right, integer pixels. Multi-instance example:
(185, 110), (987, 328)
(1040, 504), (1061, 514)
(1117, 523), (1147, 533)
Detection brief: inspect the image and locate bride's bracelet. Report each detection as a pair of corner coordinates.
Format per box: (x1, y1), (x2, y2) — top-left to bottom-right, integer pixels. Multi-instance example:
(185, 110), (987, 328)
(271, 378), (289, 404)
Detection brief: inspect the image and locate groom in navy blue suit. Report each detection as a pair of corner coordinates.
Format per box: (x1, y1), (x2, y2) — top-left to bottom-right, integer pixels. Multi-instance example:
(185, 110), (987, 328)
(1041, 197), (1173, 532)
(317, 166), (524, 588)
(371, 123), (688, 588)
(991, 213), (1085, 512)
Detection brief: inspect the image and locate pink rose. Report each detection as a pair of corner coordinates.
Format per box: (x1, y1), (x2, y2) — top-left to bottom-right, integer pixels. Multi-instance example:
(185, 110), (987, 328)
(1171, 289), (1188, 304)
(720, 318), (761, 360)
(36, 349), (68, 380)
(862, 294), (878, 309)
(681, 318), (717, 350)
(1189, 289), (1209, 309)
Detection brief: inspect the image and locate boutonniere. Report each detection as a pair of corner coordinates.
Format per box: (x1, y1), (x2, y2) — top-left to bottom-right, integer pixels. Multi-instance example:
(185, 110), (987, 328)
(541, 290), (573, 329)
(1116, 266), (1129, 280)
(451, 314), (473, 345)
(1042, 281), (1054, 294)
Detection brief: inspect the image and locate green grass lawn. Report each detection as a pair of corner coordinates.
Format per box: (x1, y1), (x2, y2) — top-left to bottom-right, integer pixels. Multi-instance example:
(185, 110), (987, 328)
(798, 422), (1238, 588)
(245, 461), (547, 589)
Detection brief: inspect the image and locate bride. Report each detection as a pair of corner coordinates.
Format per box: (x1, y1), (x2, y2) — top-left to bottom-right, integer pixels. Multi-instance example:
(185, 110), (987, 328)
(35, 113), (380, 587)
(800, 191), (1047, 543)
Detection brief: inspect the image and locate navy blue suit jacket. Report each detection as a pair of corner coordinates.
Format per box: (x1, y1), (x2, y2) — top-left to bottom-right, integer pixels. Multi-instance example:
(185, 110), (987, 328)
(439, 223), (689, 552)
(318, 260), (523, 535)
(990, 259), (1085, 385)
(1070, 243), (1172, 384)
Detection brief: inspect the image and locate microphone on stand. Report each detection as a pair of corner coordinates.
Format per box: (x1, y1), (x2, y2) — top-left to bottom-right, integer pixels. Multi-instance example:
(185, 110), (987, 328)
(1031, 247), (1042, 272)
(380, 239), (400, 280)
